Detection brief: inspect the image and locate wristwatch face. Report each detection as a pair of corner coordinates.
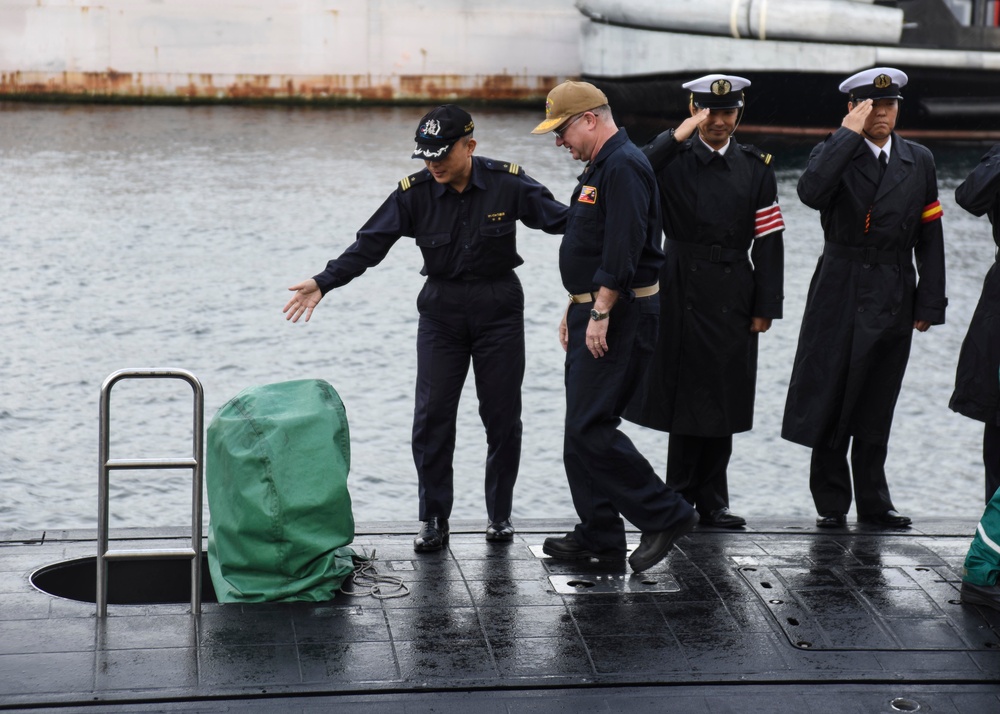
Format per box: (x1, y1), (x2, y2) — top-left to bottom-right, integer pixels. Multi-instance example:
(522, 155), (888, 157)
(590, 309), (608, 321)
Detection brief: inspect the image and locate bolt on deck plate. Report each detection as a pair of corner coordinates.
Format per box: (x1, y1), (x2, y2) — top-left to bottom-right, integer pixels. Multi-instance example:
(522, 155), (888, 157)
(548, 573), (681, 595)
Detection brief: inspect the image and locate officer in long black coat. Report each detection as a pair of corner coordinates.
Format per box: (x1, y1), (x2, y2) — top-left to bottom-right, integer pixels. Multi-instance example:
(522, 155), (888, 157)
(951, 145), (1000, 503)
(782, 68), (947, 528)
(624, 75), (785, 529)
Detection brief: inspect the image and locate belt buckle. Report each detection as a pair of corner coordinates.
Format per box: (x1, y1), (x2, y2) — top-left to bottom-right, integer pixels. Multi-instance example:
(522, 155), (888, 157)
(710, 245), (722, 262)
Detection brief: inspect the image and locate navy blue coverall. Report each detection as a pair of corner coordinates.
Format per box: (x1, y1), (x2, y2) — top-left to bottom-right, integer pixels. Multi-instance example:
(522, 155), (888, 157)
(559, 129), (693, 555)
(314, 156), (568, 522)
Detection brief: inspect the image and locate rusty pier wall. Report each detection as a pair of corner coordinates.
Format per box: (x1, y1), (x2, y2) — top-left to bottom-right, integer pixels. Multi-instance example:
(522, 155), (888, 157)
(0, 0), (583, 105)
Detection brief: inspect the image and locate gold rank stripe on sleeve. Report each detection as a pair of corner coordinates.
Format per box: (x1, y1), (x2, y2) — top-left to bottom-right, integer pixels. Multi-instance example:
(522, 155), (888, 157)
(921, 200), (943, 223)
(399, 175), (412, 191)
(508, 163), (520, 174)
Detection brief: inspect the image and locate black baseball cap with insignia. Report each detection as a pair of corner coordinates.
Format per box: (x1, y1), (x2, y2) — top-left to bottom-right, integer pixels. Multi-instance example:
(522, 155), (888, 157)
(839, 67), (907, 102)
(412, 105), (475, 160)
(683, 74), (751, 109)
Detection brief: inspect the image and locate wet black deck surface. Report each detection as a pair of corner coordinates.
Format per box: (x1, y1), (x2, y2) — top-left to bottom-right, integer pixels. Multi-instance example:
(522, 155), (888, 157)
(2, 519), (999, 712)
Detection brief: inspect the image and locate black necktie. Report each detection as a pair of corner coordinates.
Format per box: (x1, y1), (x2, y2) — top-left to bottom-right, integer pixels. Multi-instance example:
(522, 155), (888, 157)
(878, 150), (888, 182)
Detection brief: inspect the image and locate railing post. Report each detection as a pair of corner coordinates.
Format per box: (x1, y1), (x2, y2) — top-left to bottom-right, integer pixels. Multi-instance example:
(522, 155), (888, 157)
(96, 369), (204, 616)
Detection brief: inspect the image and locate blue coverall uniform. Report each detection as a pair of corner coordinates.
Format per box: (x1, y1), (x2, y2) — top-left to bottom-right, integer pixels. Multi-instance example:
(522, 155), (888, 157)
(314, 156), (568, 522)
(559, 129), (693, 554)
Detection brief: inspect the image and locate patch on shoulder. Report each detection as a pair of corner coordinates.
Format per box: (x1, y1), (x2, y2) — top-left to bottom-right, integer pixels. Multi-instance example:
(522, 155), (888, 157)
(399, 171), (432, 192)
(486, 160), (524, 176)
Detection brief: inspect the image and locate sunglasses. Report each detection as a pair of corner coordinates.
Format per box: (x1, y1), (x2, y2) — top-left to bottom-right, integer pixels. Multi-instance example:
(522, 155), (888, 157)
(553, 113), (586, 139)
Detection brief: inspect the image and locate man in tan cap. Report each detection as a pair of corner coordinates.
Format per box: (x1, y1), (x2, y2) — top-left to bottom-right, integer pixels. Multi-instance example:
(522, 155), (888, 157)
(532, 81), (696, 573)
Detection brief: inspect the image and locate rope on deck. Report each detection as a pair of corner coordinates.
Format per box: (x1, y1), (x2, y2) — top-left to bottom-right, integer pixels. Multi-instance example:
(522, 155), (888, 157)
(340, 549), (410, 600)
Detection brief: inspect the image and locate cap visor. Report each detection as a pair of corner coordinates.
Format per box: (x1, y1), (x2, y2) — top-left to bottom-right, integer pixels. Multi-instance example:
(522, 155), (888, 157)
(412, 142), (453, 160)
(531, 116), (567, 135)
(694, 101), (743, 109)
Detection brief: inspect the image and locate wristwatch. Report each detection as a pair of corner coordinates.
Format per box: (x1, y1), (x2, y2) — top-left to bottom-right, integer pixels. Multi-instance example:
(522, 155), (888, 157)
(590, 308), (609, 321)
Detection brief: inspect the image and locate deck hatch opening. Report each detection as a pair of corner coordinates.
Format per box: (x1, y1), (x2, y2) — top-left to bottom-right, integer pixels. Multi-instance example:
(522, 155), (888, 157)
(31, 554), (217, 605)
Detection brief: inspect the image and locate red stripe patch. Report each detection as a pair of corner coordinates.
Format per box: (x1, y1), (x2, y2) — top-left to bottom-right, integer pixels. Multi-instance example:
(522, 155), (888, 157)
(754, 202), (785, 237)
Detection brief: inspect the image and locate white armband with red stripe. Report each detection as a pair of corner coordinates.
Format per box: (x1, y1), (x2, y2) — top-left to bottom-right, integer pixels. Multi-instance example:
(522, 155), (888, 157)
(754, 201), (785, 238)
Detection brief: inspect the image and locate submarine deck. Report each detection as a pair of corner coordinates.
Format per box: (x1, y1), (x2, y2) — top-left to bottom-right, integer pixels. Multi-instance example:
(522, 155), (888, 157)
(1, 518), (999, 712)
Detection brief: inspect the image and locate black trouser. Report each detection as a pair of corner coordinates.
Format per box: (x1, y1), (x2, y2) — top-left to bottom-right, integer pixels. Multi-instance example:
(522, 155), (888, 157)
(666, 434), (734, 516)
(985, 421), (1000, 504)
(412, 274), (524, 522)
(563, 296), (693, 554)
(809, 436), (893, 516)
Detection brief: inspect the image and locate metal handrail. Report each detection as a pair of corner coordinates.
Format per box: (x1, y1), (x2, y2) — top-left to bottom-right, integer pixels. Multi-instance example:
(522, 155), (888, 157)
(96, 368), (204, 616)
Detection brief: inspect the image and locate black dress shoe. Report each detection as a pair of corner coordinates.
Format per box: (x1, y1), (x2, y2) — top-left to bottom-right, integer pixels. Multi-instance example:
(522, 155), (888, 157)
(857, 510), (911, 527)
(486, 518), (515, 542)
(413, 517), (449, 552)
(699, 507), (747, 529)
(542, 533), (623, 562)
(816, 513), (847, 528)
(961, 581), (1000, 612)
(628, 510), (699, 573)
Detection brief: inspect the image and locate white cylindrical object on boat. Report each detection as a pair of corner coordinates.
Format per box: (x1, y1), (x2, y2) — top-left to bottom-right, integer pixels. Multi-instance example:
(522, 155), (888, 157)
(576, 0), (903, 45)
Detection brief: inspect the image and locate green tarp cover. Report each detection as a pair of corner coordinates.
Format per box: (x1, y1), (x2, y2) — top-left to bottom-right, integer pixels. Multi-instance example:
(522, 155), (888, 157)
(964, 485), (1000, 587)
(206, 379), (356, 602)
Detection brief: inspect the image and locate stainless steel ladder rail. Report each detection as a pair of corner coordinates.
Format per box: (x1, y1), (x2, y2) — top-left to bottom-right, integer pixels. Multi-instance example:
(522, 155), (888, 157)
(97, 368), (205, 616)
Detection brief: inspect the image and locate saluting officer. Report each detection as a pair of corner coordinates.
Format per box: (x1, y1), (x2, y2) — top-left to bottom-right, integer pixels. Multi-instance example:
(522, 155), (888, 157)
(284, 105), (568, 551)
(625, 74), (785, 530)
(782, 68), (947, 528)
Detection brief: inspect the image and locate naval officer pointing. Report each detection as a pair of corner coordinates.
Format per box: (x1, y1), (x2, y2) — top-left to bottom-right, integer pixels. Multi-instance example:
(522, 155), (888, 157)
(284, 105), (568, 551)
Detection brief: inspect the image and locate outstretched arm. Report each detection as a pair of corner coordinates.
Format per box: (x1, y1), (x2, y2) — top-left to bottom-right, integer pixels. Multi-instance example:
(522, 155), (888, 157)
(283, 190), (409, 323)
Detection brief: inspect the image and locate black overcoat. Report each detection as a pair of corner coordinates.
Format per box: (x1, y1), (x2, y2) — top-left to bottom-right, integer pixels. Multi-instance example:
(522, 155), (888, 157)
(624, 132), (784, 436)
(951, 144), (1000, 425)
(782, 127), (947, 448)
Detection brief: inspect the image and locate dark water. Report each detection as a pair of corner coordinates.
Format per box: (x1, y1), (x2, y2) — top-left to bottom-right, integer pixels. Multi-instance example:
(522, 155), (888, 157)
(0, 103), (993, 531)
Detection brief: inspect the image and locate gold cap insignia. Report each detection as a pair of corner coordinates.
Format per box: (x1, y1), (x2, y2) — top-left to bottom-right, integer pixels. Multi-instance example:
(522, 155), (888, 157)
(711, 79), (732, 96)
(874, 73), (892, 89)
